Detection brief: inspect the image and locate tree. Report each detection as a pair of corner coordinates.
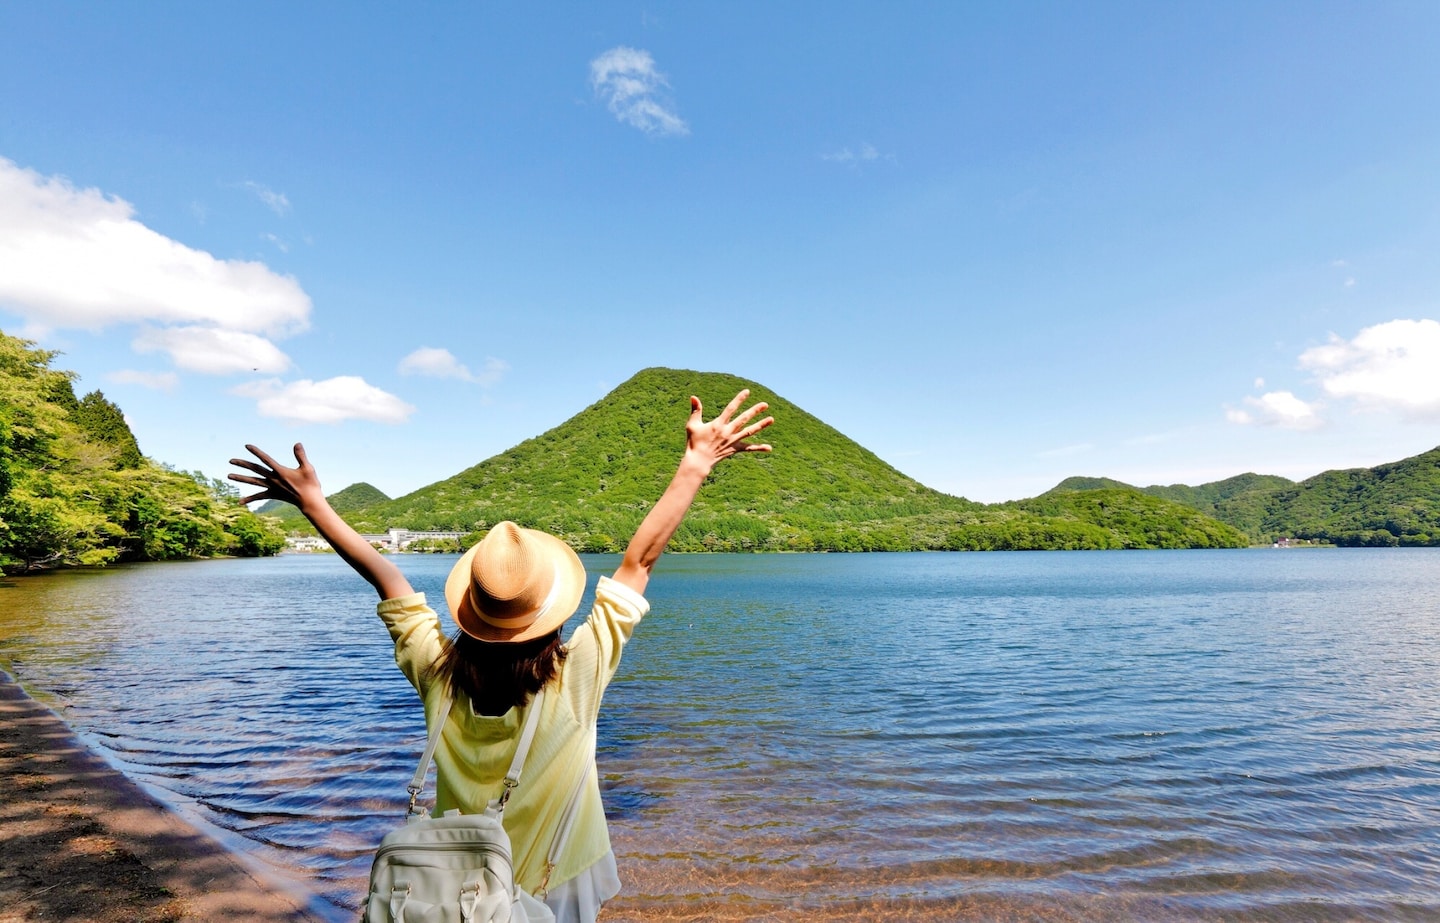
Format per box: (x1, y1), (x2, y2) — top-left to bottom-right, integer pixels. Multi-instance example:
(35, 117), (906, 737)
(0, 329), (289, 572)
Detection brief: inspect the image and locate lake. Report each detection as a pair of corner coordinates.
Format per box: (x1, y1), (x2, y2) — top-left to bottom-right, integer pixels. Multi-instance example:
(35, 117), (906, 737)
(2, 550), (1439, 921)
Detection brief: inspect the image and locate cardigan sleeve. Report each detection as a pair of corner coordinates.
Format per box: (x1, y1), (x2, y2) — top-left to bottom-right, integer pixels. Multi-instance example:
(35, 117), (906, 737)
(376, 591), (445, 698)
(563, 576), (650, 726)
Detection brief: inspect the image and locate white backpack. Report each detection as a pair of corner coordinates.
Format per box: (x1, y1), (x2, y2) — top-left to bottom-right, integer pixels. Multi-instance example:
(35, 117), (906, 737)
(363, 689), (556, 923)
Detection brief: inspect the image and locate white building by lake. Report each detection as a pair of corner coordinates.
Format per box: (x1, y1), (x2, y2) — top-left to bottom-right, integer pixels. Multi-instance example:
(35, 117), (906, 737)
(285, 528), (468, 553)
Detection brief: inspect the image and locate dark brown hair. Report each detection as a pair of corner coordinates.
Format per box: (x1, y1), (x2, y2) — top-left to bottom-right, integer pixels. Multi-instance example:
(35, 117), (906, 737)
(428, 630), (568, 716)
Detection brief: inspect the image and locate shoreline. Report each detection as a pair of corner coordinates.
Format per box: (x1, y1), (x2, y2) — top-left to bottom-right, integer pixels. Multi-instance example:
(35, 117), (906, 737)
(0, 667), (328, 923)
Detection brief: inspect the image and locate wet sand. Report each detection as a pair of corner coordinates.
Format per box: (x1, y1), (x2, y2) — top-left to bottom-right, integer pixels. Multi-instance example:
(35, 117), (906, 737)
(0, 668), (325, 923)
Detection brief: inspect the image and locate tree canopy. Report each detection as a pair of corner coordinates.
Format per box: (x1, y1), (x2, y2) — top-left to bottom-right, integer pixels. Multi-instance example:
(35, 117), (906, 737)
(0, 330), (286, 572)
(1046, 451), (1440, 547)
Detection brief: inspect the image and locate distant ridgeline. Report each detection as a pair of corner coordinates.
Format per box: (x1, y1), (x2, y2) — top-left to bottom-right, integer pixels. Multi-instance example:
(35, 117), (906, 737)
(268, 368), (1252, 552)
(143, 365), (1440, 554)
(0, 331), (287, 573)
(1048, 449), (1440, 547)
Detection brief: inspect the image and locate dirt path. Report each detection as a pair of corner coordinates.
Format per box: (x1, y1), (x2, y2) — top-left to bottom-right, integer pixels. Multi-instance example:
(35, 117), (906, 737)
(0, 669), (326, 923)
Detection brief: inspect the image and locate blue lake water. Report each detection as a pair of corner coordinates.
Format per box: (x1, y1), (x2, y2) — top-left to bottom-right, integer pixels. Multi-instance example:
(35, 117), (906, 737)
(2, 549), (1439, 920)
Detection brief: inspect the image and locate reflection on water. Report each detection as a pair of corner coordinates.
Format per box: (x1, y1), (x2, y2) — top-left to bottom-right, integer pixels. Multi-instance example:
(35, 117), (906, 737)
(3, 550), (1440, 921)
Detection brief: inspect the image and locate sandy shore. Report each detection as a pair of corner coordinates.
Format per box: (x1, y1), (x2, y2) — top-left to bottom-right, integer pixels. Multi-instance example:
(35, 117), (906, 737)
(0, 668), (326, 923)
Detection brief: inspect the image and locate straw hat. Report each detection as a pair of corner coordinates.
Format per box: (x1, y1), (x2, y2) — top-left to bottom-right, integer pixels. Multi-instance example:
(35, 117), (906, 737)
(444, 521), (586, 643)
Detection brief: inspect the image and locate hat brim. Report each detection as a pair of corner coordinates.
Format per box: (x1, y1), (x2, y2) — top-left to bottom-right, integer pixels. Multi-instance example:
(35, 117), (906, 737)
(444, 529), (587, 643)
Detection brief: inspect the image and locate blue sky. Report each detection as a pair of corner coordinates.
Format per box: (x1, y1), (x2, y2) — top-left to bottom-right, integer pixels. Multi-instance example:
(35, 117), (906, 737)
(2, 2), (1438, 503)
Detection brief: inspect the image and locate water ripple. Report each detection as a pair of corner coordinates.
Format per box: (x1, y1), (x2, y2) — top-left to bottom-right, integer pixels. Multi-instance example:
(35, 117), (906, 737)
(3, 549), (1440, 919)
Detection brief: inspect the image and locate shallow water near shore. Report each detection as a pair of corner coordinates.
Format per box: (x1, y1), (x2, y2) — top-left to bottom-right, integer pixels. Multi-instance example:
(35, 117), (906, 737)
(3, 549), (1439, 920)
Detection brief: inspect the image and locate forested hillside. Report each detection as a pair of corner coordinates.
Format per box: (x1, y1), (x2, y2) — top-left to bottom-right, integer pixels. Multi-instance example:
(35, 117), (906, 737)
(290, 368), (1248, 552)
(1048, 450), (1440, 546)
(1252, 449), (1440, 546)
(257, 481), (388, 529)
(0, 331), (286, 573)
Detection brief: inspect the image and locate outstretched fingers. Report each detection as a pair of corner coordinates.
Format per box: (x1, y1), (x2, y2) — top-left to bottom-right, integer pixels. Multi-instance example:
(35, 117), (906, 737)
(718, 388), (750, 423)
(730, 400), (769, 430)
(243, 443), (285, 470)
(730, 414), (775, 454)
(228, 457), (272, 477)
(738, 415), (775, 440)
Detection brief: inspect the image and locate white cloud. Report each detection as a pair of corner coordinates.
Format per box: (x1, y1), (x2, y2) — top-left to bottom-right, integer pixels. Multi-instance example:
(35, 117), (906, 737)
(233, 376), (415, 424)
(108, 369), (179, 391)
(0, 158), (311, 337)
(134, 325), (291, 374)
(590, 47), (689, 136)
(822, 143), (882, 165)
(1227, 391), (1323, 430)
(262, 232), (289, 253)
(398, 347), (508, 386)
(1123, 432), (1173, 447)
(398, 347), (467, 379)
(1299, 318), (1440, 420)
(243, 181), (291, 216)
(472, 357), (509, 387)
(1037, 442), (1094, 458)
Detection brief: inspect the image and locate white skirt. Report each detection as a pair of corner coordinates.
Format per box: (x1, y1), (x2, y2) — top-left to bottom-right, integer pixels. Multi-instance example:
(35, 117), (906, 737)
(543, 850), (621, 923)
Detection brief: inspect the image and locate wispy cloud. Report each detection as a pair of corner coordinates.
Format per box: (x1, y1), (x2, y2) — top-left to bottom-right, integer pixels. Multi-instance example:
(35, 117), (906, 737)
(398, 347), (508, 386)
(233, 377), (415, 424)
(0, 158), (311, 338)
(243, 180), (291, 216)
(822, 142), (882, 165)
(590, 47), (688, 136)
(1037, 442), (1094, 458)
(108, 369), (180, 391)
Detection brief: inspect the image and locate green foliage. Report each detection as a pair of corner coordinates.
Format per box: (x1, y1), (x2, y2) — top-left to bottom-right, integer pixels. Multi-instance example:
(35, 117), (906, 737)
(1048, 476), (1136, 493)
(1247, 449), (1440, 546)
(72, 390), (143, 467)
(257, 480), (390, 531)
(0, 330), (287, 572)
(320, 367), (1246, 552)
(1050, 451), (1440, 547)
(1013, 488), (1249, 549)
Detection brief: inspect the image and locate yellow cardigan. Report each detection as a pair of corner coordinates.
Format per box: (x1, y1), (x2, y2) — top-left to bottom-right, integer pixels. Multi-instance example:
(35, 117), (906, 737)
(376, 576), (649, 892)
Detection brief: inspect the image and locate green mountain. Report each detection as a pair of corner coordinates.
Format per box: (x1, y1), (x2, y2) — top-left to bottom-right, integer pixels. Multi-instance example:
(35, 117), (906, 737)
(304, 368), (1246, 552)
(1144, 472), (1295, 513)
(1045, 447), (1440, 546)
(1011, 488), (1254, 550)
(1253, 447), (1440, 546)
(1050, 476), (1135, 493)
(257, 481), (389, 528)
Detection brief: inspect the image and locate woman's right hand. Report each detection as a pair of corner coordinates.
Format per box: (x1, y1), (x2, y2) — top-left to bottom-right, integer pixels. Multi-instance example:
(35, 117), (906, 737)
(683, 389), (775, 477)
(228, 443), (326, 512)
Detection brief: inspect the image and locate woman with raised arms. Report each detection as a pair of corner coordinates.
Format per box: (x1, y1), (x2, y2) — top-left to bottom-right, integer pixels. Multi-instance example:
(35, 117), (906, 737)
(228, 389), (774, 923)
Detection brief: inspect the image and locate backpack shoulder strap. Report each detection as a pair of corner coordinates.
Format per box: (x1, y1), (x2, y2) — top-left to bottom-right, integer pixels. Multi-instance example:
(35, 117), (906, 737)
(405, 687), (548, 817)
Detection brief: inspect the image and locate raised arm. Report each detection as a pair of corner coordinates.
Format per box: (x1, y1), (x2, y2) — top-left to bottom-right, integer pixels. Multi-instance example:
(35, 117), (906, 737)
(612, 389), (775, 595)
(229, 444), (414, 601)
